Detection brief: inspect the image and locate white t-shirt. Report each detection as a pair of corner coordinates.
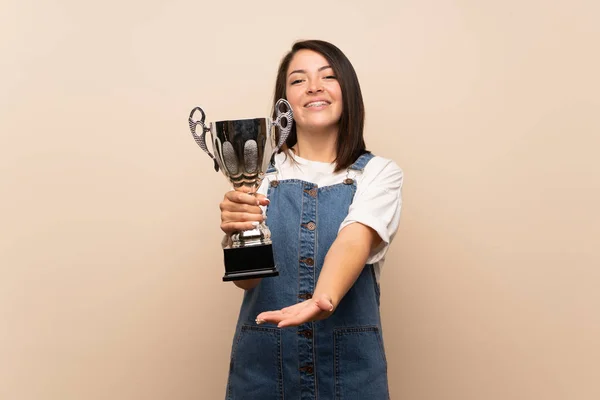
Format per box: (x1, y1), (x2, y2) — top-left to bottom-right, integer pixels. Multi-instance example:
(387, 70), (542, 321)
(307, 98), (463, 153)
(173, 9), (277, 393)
(258, 151), (403, 282)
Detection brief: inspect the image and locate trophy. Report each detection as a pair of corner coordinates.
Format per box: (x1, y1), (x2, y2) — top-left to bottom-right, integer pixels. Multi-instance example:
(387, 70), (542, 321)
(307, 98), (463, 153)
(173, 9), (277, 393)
(188, 99), (293, 281)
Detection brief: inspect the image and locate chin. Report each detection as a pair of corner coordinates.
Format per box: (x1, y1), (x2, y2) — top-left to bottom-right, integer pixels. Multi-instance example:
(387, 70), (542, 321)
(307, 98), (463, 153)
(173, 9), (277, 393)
(301, 121), (339, 133)
(303, 115), (337, 126)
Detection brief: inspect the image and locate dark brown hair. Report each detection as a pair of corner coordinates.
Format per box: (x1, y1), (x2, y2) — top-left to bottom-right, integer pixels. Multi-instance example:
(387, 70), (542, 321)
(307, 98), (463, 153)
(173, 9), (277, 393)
(272, 40), (368, 172)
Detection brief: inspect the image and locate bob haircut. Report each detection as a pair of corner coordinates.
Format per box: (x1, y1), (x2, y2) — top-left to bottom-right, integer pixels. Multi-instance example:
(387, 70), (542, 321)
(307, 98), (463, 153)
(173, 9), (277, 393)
(272, 40), (368, 172)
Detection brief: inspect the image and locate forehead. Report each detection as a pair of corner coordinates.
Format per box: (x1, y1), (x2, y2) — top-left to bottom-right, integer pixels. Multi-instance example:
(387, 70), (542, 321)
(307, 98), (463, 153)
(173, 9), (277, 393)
(287, 49), (330, 73)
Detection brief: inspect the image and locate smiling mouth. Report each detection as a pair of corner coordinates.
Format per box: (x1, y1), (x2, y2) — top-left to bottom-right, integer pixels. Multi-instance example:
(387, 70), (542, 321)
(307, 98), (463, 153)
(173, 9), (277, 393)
(304, 101), (330, 108)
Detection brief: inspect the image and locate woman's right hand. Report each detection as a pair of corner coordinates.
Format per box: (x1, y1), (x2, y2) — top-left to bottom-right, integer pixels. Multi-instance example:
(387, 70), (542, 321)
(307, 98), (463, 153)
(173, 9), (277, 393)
(220, 186), (269, 236)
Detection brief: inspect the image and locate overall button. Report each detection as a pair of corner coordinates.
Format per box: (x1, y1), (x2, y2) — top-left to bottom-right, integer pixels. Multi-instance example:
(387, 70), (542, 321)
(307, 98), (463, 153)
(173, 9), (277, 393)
(298, 329), (313, 338)
(306, 188), (317, 197)
(298, 293), (312, 300)
(270, 180), (279, 187)
(343, 178), (354, 185)
(301, 257), (314, 267)
(302, 222), (316, 231)
(299, 365), (314, 374)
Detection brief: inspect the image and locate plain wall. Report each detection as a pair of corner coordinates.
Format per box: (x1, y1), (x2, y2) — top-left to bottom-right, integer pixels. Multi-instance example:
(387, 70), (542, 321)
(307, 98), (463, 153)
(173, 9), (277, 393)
(1, 0), (598, 399)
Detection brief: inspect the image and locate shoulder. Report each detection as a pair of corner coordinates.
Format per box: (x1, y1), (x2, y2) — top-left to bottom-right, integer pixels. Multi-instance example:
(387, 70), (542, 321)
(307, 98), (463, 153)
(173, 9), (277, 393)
(359, 154), (404, 189)
(364, 154), (403, 174)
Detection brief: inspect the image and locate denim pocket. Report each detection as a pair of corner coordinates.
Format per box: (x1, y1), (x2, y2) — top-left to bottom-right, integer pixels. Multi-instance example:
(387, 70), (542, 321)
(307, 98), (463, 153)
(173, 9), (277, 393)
(227, 325), (283, 400)
(334, 326), (389, 400)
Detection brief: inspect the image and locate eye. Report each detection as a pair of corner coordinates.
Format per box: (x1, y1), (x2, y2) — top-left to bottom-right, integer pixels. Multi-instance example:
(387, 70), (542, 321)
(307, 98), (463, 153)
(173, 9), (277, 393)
(324, 75), (337, 80)
(290, 79), (304, 85)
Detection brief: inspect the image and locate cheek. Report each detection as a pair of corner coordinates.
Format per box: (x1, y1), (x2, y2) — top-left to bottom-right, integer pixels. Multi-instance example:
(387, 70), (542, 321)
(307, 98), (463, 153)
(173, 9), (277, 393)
(285, 95), (303, 117)
(331, 88), (343, 109)
(332, 86), (343, 101)
(285, 88), (302, 107)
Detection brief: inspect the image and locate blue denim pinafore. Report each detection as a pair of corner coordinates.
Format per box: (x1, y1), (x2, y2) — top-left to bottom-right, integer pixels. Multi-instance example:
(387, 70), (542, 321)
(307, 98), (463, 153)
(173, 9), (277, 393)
(226, 153), (389, 400)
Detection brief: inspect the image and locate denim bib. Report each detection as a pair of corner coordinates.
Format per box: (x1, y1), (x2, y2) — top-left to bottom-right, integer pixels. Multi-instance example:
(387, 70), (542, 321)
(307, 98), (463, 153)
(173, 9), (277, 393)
(226, 152), (389, 400)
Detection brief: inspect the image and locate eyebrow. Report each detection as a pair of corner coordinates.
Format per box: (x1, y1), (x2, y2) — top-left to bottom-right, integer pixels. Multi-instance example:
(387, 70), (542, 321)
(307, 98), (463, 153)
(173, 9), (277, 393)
(288, 65), (333, 77)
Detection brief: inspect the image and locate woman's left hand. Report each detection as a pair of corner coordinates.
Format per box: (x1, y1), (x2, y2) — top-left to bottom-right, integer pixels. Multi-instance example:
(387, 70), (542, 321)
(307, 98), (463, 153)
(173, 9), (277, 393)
(255, 294), (335, 328)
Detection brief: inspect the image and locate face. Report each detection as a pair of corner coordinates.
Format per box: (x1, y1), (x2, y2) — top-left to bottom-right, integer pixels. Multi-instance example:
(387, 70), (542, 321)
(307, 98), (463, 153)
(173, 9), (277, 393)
(285, 49), (343, 133)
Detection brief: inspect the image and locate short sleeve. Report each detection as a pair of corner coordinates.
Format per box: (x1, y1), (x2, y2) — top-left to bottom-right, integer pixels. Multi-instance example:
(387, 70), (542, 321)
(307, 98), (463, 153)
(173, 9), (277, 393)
(338, 158), (403, 264)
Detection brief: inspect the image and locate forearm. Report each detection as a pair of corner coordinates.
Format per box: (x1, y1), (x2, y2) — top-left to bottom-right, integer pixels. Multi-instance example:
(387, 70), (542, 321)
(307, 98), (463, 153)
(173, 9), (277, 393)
(313, 223), (381, 307)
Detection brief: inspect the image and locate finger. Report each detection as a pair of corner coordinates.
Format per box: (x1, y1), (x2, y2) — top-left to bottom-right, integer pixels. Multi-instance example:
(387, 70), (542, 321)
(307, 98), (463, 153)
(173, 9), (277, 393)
(221, 211), (264, 224)
(225, 190), (260, 206)
(220, 201), (263, 215)
(220, 221), (261, 234)
(255, 194), (270, 206)
(314, 294), (334, 312)
(281, 306), (294, 314)
(256, 301), (311, 324)
(277, 304), (322, 328)
(280, 301), (312, 314)
(255, 310), (286, 325)
(256, 302), (307, 323)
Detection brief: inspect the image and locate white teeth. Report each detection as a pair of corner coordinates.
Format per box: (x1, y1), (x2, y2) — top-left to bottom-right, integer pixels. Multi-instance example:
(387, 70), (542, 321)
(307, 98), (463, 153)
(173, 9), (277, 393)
(306, 101), (328, 108)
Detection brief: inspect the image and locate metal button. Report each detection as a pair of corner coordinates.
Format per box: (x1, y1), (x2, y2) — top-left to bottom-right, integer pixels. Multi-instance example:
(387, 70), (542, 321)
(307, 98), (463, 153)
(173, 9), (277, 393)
(303, 257), (314, 267)
(298, 329), (313, 338)
(299, 365), (314, 374)
(270, 180), (279, 187)
(303, 222), (316, 231)
(298, 293), (312, 300)
(303, 188), (317, 197)
(343, 178), (354, 185)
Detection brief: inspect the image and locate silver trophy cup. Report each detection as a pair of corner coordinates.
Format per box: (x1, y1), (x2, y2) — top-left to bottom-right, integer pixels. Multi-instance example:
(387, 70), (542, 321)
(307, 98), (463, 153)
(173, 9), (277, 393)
(188, 99), (293, 281)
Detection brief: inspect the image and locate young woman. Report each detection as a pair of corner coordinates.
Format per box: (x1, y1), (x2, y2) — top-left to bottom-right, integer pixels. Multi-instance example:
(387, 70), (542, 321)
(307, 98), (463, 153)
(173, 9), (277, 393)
(219, 40), (403, 400)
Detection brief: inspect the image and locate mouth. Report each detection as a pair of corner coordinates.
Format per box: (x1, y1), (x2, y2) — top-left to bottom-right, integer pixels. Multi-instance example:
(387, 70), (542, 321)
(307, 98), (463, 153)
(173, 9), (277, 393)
(304, 100), (330, 108)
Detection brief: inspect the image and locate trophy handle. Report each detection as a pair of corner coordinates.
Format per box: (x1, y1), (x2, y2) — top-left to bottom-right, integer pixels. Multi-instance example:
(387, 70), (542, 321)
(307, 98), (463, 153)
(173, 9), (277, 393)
(188, 106), (220, 172)
(272, 99), (293, 151)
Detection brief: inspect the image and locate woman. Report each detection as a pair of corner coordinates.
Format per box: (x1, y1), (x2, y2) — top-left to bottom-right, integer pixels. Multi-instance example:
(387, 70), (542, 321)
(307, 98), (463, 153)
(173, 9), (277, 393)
(219, 40), (403, 400)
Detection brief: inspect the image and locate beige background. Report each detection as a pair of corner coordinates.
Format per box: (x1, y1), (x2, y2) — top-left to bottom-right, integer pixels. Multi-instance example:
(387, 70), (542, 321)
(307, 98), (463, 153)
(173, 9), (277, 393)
(1, 0), (599, 399)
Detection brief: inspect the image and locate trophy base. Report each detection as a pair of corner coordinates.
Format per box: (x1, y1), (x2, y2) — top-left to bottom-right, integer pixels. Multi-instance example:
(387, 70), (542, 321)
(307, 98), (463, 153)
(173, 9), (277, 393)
(222, 244), (279, 282)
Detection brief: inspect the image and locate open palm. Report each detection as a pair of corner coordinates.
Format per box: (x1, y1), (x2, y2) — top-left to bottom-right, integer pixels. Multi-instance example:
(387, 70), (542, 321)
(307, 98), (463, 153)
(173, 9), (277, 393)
(256, 294), (335, 328)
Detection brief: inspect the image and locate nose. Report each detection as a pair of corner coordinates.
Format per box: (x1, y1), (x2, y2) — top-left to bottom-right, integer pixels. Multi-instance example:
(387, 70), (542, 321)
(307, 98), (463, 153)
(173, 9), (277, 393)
(306, 79), (323, 94)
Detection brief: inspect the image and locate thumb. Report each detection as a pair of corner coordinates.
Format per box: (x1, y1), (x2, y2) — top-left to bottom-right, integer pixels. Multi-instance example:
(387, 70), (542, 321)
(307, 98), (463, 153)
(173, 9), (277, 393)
(256, 193), (270, 206)
(315, 294), (334, 312)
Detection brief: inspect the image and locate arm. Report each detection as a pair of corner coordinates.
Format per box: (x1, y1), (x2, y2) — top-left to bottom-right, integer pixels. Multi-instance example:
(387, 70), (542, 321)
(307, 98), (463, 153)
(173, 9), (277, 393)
(256, 223), (382, 328)
(313, 222), (382, 308)
(256, 159), (403, 327)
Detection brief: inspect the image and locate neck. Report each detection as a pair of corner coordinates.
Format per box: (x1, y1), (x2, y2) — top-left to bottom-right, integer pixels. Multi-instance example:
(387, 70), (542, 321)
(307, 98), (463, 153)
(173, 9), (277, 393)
(293, 127), (338, 163)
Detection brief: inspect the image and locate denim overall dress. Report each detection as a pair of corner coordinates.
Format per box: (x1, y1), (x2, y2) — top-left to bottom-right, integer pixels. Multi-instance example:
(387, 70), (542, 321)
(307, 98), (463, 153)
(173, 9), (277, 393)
(226, 153), (390, 400)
